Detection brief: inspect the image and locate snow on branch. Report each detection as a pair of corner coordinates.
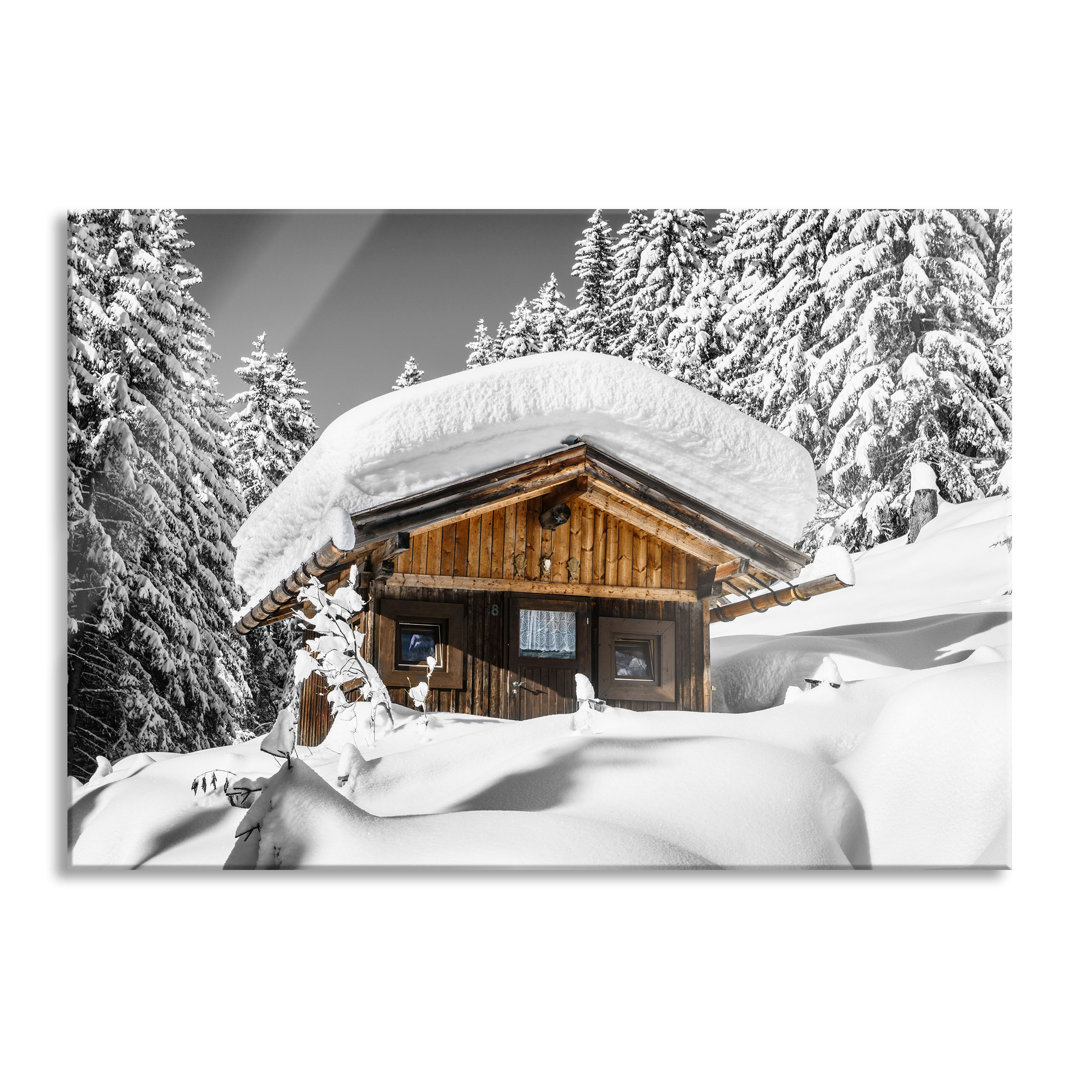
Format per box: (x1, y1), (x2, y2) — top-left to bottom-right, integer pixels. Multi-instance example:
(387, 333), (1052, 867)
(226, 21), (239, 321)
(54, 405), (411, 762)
(293, 565), (394, 750)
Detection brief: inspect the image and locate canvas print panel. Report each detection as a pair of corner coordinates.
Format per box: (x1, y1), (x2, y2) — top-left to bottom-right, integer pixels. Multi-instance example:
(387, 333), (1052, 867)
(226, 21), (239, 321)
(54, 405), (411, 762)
(67, 209), (1012, 869)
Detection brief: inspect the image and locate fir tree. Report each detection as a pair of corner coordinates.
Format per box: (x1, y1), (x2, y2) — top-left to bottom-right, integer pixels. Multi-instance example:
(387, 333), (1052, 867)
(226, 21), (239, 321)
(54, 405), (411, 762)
(225, 333), (318, 727)
(492, 322), (508, 363)
(811, 209), (1009, 548)
(716, 210), (787, 413)
(503, 297), (539, 359)
(736, 210), (851, 452)
(569, 210), (616, 352)
(227, 334), (318, 511)
(609, 210), (652, 358)
(989, 209), (1013, 423)
(756, 211), (842, 451)
(708, 211), (737, 270)
(466, 319), (498, 368)
(665, 266), (728, 395)
(531, 273), (570, 352)
(67, 210), (252, 777)
(392, 356), (424, 390)
(626, 209), (710, 369)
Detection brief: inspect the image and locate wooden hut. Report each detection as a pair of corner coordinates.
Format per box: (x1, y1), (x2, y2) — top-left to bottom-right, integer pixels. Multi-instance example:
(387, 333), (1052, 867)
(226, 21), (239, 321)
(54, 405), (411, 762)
(234, 437), (849, 746)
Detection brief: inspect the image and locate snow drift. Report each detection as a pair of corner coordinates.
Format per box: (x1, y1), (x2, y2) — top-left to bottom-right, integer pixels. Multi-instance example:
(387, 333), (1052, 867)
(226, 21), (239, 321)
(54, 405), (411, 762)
(232, 352), (818, 600)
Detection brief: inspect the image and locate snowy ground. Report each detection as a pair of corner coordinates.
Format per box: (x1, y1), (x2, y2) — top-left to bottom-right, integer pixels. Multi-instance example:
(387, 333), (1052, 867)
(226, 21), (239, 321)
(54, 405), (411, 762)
(70, 493), (1011, 869)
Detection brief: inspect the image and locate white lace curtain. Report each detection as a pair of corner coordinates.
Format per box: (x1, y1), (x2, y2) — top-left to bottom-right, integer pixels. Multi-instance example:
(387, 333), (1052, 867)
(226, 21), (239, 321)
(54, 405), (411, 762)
(519, 608), (576, 656)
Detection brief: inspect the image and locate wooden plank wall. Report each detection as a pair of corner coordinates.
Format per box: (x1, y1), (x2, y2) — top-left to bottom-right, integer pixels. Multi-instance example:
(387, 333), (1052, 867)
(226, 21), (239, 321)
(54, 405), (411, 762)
(395, 496), (700, 593)
(298, 588), (709, 742)
(592, 596), (708, 713)
(296, 498), (712, 743)
(369, 584), (509, 717)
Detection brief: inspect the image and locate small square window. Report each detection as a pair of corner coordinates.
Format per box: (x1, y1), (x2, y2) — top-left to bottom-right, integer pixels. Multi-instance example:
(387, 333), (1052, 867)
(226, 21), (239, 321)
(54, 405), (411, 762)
(598, 617), (675, 703)
(397, 622), (442, 668)
(614, 638), (656, 681)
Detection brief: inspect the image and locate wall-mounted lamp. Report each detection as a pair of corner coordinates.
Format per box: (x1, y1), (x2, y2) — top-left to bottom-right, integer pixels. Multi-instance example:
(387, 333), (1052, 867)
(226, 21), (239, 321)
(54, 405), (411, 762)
(539, 503), (571, 530)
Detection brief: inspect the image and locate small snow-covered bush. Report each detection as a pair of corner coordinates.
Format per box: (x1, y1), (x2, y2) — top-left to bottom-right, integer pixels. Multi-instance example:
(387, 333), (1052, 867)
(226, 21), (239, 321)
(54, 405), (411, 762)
(293, 566), (394, 749)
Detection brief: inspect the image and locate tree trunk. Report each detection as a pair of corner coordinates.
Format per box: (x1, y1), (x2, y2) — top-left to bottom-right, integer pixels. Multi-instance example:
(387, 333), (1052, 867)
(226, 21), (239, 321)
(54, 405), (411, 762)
(908, 489), (938, 544)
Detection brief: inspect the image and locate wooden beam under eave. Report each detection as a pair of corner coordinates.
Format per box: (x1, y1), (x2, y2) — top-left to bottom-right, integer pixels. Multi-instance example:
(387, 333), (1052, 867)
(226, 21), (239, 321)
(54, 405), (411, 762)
(382, 573), (701, 604)
(709, 574), (850, 623)
(583, 446), (809, 579)
(575, 485), (742, 569)
(364, 469), (587, 544)
(540, 476), (588, 514)
(347, 444), (589, 545)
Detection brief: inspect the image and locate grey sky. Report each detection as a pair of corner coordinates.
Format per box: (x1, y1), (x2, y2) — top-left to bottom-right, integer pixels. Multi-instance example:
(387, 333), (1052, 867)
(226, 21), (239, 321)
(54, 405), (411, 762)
(181, 210), (621, 430)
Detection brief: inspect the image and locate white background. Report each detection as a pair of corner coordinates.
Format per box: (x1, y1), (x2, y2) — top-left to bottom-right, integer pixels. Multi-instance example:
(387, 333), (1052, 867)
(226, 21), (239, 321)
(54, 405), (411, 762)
(4, 3), (1076, 1077)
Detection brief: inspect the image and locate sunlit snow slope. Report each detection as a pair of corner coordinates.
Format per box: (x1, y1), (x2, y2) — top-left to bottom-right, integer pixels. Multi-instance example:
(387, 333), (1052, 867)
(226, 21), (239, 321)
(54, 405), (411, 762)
(70, 494), (1011, 869)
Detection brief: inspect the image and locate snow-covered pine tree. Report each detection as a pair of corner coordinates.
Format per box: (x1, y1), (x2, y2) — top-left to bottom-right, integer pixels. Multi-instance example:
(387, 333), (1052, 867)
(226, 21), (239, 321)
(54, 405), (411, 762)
(492, 321), (508, 363)
(502, 297), (539, 359)
(532, 273), (570, 353)
(226, 334), (318, 510)
(225, 334), (319, 727)
(392, 356), (424, 390)
(466, 318), (498, 368)
(811, 209), (1010, 549)
(609, 209), (652, 358)
(626, 210), (711, 369)
(569, 210), (616, 352)
(665, 265), (729, 395)
(708, 211), (738, 270)
(67, 210), (252, 778)
(715, 210), (787, 415)
(988, 209), (1012, 428)
(735, 210), (852, 455)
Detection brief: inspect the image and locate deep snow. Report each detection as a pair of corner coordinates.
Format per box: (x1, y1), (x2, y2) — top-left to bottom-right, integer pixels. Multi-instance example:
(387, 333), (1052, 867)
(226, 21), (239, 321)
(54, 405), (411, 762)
(231, 352), (818, 600)
(71, 492), (1010, 869)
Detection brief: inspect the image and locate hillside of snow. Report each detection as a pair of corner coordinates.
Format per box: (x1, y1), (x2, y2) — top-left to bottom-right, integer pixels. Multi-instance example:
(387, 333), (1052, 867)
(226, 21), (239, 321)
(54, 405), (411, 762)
(70, 493), (1011, 869)
(231, 352), (818, 601)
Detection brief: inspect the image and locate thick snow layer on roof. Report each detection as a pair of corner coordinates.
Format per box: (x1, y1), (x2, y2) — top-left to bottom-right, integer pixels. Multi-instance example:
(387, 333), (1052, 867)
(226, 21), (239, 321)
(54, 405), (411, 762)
(232, 352), (817, 599)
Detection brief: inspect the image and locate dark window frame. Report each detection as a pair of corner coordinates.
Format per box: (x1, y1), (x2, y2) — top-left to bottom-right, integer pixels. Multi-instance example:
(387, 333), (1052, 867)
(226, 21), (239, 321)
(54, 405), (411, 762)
(597, 616), (676, 702)
(509, 596), (589, 671)
(378, 599), (465, 689)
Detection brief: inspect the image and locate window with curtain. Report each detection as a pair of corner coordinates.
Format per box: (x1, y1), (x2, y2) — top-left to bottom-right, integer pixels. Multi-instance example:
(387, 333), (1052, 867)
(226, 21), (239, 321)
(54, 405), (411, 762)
(519, 608), (576, 658)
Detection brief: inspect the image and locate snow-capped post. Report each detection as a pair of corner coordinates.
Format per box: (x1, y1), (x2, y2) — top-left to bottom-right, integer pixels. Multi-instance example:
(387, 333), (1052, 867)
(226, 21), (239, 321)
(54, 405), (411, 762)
(573, 673), (605, 734)
(804, 656), (843, 690)
(908, 462), (939, 544)
(261, 707), (298, 767)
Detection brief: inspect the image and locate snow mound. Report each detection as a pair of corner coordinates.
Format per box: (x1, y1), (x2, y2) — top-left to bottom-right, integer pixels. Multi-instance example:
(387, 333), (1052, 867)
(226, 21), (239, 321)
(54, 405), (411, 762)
(225, 759), (710, 868)
(226, 722), (867, 868)
(839, 663), (1010, 867)
(232, 352), (817, 599)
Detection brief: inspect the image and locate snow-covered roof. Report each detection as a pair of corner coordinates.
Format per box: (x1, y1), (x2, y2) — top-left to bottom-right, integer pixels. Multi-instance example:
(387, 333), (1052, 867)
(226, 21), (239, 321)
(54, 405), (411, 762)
(232, 352), (818, 600)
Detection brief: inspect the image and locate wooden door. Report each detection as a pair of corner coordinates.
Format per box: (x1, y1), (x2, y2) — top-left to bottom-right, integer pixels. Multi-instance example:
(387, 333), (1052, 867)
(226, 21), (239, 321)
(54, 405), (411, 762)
(508, 597), (591, 720)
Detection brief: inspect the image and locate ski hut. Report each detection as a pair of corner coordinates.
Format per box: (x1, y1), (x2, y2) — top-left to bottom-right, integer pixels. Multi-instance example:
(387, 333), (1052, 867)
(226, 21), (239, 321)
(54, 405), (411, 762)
(232, 352), (849, 744)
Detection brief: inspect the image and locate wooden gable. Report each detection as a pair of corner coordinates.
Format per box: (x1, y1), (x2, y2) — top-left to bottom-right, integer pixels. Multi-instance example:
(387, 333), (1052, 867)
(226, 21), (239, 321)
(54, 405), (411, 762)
(234, 440), (817, 634)
(388, 492), (707, 603)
